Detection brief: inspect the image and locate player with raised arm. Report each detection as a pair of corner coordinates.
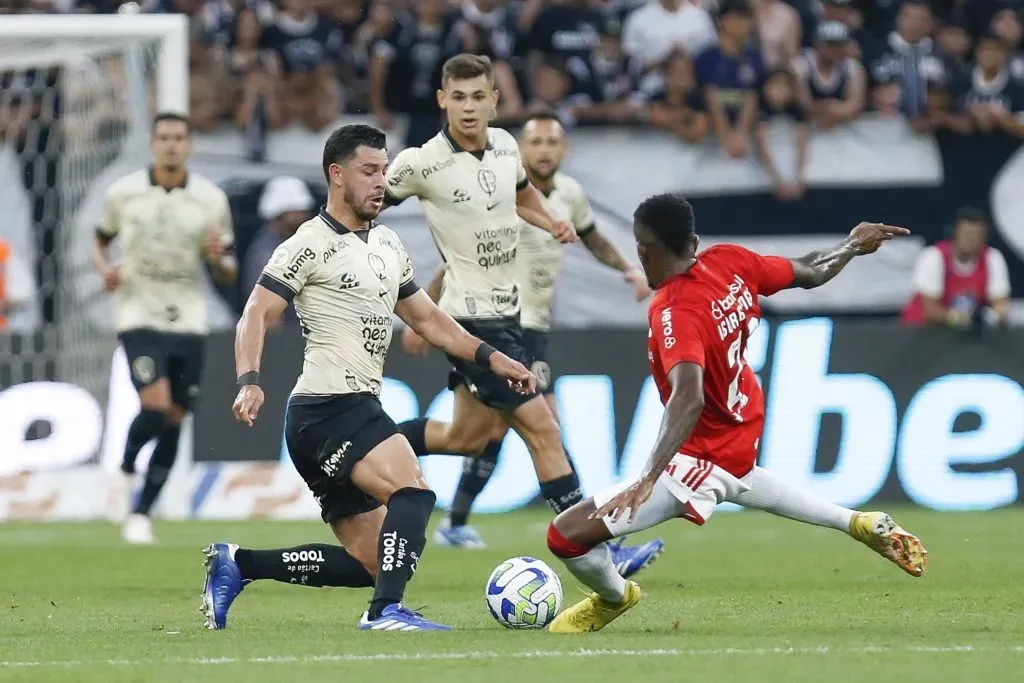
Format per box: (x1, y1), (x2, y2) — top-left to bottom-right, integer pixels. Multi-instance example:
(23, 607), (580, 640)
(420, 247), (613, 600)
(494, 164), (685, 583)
(384, 55), (661, 576)
(405, 112), (655, 558)
(200, 125), (534, 633)
(544, 193), (929, 634)
(92, 112), (237, 545)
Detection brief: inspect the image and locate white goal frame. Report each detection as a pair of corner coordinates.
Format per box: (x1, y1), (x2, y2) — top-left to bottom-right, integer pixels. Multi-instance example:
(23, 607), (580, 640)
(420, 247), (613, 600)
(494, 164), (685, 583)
(0, 13), (190, 113)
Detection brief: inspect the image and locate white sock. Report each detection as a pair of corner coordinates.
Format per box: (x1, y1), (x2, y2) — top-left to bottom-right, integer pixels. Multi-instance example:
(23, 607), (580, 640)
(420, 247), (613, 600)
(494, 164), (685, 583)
(731, 467), (856, 532)
(561, 542), (628, 603)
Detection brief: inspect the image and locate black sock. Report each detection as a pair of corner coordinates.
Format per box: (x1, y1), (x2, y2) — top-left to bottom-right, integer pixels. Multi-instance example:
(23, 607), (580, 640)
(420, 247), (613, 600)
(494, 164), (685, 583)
(133, 422), (180, 516)
(368, 487), (436, 620)
(121, 409), (166, 475)
(540, 472), (583, 514)
(398, 418), (430, 456)
(449, 440), (501, 527)
(234, 544), (374, 587)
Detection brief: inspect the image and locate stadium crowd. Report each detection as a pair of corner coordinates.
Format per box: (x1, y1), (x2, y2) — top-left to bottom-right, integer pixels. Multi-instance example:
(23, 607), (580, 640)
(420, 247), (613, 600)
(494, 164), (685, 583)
(5, 0), (1023, 149)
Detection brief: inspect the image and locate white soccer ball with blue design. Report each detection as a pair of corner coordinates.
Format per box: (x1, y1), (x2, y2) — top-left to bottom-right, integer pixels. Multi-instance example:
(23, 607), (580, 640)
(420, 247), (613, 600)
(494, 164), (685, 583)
(485, 556), (563, 629)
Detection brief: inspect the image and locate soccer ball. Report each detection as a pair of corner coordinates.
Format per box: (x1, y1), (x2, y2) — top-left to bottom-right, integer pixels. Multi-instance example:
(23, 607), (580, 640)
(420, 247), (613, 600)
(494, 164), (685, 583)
(485, 556), (563, 629)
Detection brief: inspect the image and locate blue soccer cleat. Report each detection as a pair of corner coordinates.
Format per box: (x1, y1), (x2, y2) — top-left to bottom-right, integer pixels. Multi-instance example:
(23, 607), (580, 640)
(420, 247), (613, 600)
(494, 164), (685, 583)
(358, 603), (453, 631)
(608, 536), (665, 579)
(433, 518), (487, 549)
(201, 542), (249, 630)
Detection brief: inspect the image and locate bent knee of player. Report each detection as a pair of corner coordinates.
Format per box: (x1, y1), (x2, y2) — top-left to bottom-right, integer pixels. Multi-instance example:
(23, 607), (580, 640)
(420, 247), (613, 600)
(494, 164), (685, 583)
(547, 501), (603, 557)
(443, 426), (492, 455)
(352, 435), (431, 502)
(167, 405), (187, 425)
(138, 380), (172, 413)
(488, 420), (511, 442)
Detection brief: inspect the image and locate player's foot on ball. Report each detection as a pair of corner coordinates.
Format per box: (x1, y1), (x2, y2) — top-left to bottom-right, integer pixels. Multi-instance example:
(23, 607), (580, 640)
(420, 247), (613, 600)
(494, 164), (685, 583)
(121, 513), (154, 545)
(849, 511), (928, 577)
(201, 542), (249, 630)
(433, 518), (487, 549)
(548, 580), (642, 633)
(608, 536), (664, 578)
(357, 603), (454, 631)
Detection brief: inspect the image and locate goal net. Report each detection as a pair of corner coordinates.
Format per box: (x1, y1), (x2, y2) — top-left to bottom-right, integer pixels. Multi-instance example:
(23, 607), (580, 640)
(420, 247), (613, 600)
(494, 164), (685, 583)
(0, 15), (188, 407)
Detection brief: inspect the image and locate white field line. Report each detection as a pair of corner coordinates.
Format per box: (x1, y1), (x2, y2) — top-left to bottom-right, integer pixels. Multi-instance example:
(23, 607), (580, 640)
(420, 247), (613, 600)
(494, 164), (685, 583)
(2, 645), (1023, 668)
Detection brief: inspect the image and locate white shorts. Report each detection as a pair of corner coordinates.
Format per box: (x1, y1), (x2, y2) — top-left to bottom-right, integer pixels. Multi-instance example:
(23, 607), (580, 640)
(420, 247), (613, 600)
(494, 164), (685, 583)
(594, 454), (752, 537)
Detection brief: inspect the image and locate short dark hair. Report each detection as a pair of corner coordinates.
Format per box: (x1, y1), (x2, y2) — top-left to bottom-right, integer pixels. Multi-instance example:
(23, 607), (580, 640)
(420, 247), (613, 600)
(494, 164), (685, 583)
(955, 206), (987, 227)
(976, 32), (1007, 50)
(522, 111), (562, 127)
(442, 54), (494, 87)
(152, 112), (190, 135)
(634, 193), (696, 256)
(321, 124), (387, 180)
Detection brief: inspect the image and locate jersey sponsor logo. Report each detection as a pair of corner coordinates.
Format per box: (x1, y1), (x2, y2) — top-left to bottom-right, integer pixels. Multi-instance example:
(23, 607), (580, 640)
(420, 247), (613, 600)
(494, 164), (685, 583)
(452, 189), (471, 203)
(491, 147), (516, 158)
(360, 314), (391, 359)
(345, 371), (360, 392)
(486, 200), (500, 211)
(281, 549), (326, 563)
(321, 441), (351, 478)
(465, 296), (478, 315)
(380, 530), (407, 571)
(268, 246), (290, 268)
(421, 157), (456, 178)
(491, 287), (519, 313)
(388, 164), (415, 187)
(475, 226), (517, 270)
(712, 274), (756, 341)
(338, 272), (359, 290)
(323, 245), (339, 263)
(284, 247), (317, 280)
(659, 307), (676, 349)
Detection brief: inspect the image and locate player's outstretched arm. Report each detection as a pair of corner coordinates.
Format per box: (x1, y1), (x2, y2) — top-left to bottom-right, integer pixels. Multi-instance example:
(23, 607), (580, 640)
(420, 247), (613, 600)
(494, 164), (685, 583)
(232, 285), (289, 426)
(592, 362), (704, 523)
(580, 229), (650, 300)
(516, 182), (578, 244)
(789, 222), (910, 289)
(395, 290), (535, 392)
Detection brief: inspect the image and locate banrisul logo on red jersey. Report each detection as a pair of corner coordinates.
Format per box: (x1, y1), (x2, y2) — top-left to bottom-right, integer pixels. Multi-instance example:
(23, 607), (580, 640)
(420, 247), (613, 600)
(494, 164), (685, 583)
(187, 319), (1024, 515)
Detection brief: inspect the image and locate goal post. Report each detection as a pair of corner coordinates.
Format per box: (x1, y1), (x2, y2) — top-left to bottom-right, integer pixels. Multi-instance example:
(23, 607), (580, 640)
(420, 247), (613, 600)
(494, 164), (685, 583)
(0, 14), (190, 114)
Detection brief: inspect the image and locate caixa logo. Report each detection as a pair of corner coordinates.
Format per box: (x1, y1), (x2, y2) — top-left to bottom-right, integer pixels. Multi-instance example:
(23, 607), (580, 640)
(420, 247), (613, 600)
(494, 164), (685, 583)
(301, 318), (1023, 514)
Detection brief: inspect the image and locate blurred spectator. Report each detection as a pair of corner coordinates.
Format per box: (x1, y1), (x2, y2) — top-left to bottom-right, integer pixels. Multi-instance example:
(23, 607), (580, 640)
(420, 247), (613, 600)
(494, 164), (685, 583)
(817, 0), (872, 59)
(869, 0), (945, 131)
(143, 0), (204, 15)
(961, 33), (1024, 138)
(695, 1), (764, 159)
(792, 20), (865, 130)
(450, 0), (526, 117)
(901, 207), (1011, 329)
(622, 0), (717, 78)
(751, 0), (801, 70)
(0, 238), (35, 333)
(188, 24), (231, 132)
(369, 0), (448, 147)
(755, 68), (808, 200)
(990, 8), (1024, 83)
(198, 1), (276, 49)
(243, 176), (315, 323)
(228, 8), (286, 132)
(638, 53), (710, 142)
(935, 19), (972, 93)
(261, 0), (343, 131)
(523, 0), (608, 106)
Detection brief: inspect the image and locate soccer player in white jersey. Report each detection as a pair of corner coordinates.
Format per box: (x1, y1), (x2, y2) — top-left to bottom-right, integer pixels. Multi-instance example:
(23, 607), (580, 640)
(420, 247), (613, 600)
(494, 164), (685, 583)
(383, 55), (661, 577)
(407, 113), (653, 553)
(92, 113), (237, 545)
(201, 124), (534, 632)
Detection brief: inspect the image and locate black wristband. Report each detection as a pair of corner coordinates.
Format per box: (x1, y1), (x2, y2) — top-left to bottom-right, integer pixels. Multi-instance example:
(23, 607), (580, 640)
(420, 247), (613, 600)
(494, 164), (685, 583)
(474, 343), (496, 366)
(237, 370), (261, 387)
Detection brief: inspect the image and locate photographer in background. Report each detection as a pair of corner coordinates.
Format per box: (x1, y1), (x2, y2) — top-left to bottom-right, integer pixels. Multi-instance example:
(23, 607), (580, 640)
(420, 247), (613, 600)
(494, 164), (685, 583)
(901, 207), (1011, 330)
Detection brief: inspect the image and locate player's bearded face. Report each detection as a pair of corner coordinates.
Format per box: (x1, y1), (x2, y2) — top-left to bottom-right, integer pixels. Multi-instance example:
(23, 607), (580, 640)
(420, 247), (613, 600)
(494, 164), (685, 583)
(150, 121), (191, 171)
(336, 146), (388, 221)
(521, 121), (566, 180)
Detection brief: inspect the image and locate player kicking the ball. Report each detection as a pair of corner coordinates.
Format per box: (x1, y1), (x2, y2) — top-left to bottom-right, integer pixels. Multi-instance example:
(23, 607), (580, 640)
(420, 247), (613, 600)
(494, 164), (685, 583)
(545, 193), (928, 634)
(201, 124), (534, 632)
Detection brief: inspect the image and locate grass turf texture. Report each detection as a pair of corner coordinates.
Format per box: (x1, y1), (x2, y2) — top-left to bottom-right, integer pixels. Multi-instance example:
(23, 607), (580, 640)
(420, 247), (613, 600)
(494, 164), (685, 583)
(1, 507), (1020, 682)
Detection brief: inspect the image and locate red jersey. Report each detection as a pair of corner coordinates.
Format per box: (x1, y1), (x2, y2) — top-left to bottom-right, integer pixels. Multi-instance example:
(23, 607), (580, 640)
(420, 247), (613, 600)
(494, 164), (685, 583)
(647, 244), (795, 478)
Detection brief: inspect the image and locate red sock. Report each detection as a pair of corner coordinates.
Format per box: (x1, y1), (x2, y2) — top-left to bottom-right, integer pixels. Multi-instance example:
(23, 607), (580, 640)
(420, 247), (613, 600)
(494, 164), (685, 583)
(546, 523), (592, 559)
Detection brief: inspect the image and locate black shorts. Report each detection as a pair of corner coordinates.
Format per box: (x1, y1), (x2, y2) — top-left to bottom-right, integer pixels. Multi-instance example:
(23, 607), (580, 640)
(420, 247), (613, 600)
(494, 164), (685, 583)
(446, 316), (537, 411)
(522, 327), (553, 396)
(285, 393), (398, 524)
(118, 328), (205, 410)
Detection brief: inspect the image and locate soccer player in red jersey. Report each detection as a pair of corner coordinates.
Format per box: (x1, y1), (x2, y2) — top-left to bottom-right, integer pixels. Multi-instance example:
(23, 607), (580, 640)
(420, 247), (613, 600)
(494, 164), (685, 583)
(546, 193), (928, 633)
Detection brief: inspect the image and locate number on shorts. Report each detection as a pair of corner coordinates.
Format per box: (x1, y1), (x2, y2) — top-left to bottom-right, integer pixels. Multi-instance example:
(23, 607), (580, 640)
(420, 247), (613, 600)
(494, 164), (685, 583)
(725, 318), (760, 420)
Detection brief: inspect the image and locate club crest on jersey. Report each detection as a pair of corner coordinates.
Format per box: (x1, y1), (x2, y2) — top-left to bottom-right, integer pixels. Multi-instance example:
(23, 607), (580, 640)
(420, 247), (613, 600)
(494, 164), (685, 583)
(477, 169), (498, 197)
(367, 253), (388, 281)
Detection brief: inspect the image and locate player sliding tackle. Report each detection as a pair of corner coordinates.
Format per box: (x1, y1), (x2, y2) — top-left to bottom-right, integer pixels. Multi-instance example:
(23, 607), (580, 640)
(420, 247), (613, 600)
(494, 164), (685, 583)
(545, 193), (928, 634)
(201, 125), (534, 632)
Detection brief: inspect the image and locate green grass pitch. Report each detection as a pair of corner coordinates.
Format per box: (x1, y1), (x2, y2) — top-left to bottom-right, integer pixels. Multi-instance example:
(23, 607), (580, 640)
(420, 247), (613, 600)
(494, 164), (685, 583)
(1, 507), (1021, 682)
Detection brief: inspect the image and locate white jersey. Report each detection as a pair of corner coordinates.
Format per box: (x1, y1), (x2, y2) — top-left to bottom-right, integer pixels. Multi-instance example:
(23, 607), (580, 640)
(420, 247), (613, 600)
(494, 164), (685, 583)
(385, 127), (528, 321)
(259, 209), (418, 398)
(97, 169), (234, 335)
(516, 172), (596, 332)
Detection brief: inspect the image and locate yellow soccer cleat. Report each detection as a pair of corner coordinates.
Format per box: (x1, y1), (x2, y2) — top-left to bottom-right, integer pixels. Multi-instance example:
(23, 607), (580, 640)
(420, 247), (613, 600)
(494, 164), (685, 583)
(548, 581), (642, 633)
(850, 511), (928, 577)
